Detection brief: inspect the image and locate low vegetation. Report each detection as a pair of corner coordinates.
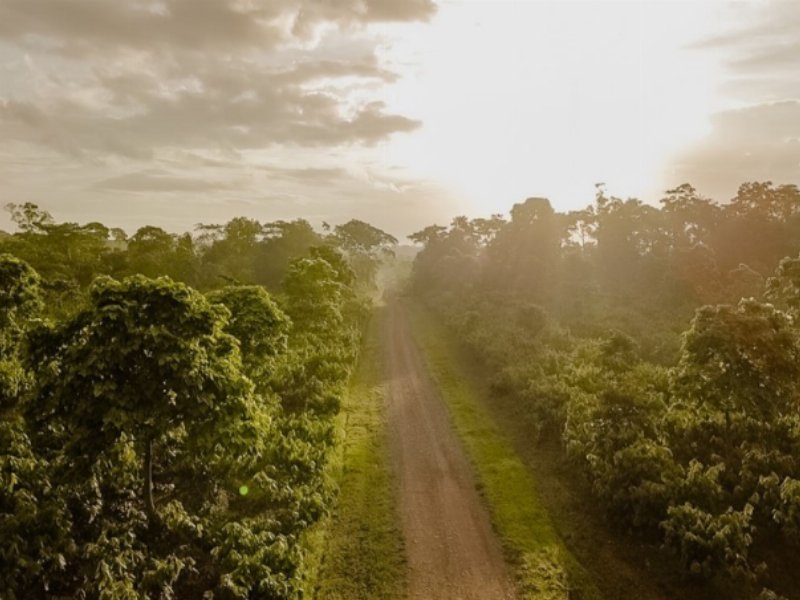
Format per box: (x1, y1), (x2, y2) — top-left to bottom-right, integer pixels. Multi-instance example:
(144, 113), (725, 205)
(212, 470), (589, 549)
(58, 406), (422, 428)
(313, 309), (406, 599)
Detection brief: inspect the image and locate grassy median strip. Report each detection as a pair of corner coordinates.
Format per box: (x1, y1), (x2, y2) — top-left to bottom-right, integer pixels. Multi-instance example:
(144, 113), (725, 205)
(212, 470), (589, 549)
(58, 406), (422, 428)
(408, 302), (603, 600)
(311, 309), (407, 600)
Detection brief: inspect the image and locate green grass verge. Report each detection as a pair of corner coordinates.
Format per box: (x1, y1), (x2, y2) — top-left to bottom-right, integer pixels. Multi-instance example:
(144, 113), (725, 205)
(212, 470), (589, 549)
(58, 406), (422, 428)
(407, 301), (604, 600)
(309, 309), (407, 599)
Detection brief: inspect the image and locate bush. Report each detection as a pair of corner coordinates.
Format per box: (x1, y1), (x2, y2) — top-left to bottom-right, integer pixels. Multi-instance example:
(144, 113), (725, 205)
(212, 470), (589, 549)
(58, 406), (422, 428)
(661, 503), (753, 579)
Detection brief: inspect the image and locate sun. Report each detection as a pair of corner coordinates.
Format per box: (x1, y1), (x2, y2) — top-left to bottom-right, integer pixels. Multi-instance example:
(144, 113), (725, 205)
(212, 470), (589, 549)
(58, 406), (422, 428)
(380, 0), (725, 216)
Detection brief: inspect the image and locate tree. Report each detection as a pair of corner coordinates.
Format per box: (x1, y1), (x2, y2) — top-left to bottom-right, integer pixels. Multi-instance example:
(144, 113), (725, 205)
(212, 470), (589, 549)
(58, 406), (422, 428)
(5, 202), (53, 233)
(0, 254), (43, 408)
(729, 182), (800, 221)
(662, 503), (754, 579)
(766, 254), (800, 315)
(332, 219), (397, 285)
(0, 254), (43, 332)
(564, 208), (597, 253)
(674, 299), (800, 424)
(127, 226), (199, 284)
(0, 206), (114, 288)
(593, 192), (663, 294)
(282, 257), (344, 334)
(408, 224), (447, 246)
(28, 275), (254, 527)
(333, 219), (398, 256)
(0, 257), (73, 599)
(254, 219), (321, 290)
(670, 299), (800, 498)
(408, 222), (476, 293)
(660, 184), (719, 248)
(711, 182), (800, 274)
(486, 197), (562, 297)
(309, 245), (356, 287)
(207, 285), (290, 384)
(199, 217), (265, 284)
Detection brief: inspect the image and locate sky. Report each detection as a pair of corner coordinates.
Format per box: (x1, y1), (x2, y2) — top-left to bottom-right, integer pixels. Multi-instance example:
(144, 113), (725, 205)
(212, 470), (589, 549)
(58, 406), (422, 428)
(0, 0), (798, 238)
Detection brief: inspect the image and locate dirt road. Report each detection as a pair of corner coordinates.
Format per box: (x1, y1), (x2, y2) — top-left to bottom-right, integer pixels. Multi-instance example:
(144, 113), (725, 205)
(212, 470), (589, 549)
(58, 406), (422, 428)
(384, 300), (516, 600)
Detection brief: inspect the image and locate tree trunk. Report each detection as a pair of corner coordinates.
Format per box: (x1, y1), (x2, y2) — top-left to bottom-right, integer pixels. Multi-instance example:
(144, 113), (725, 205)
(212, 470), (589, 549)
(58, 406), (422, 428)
(144, 437), (158, 527)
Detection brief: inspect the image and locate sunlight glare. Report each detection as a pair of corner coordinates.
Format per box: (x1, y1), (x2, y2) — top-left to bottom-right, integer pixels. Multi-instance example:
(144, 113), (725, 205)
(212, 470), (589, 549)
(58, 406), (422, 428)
(380, 0), (726, 216)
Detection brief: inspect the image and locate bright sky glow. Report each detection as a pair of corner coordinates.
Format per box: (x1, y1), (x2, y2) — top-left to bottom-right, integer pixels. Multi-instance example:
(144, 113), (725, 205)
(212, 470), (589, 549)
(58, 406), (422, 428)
(380, 0), (731, 216)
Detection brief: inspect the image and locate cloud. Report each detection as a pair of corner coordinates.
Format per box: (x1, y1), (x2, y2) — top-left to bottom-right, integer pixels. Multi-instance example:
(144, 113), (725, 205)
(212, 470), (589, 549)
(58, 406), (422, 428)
(262, 166), (349, 185)
(0, 56), (420, 159)
(666, 2), (800, 199)
(0, 0), (428, 160)
(0, 0), (436, 55)
(92, 170), (241, 192)
(0, 1), (281, 55)
(0, 78), (421, 160)
(271, 56), (399, 85)
(668, 101), (800, 200)
(690, 1), (800, 102)
(291, 0), (437, 35)
(0, 0), (441, 237)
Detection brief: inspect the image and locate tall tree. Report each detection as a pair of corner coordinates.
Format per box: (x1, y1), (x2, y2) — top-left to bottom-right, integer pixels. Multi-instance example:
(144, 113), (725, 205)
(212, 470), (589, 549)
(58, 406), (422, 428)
(332, 219), (398, 285)
(487, 197), (562, 297)
(207, 285), (290, 385)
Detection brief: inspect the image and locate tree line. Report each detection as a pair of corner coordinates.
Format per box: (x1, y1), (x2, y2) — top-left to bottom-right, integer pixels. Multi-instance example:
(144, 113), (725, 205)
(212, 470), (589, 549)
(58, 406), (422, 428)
(410, 181), (800, 599)
(0, 204), (396, 598)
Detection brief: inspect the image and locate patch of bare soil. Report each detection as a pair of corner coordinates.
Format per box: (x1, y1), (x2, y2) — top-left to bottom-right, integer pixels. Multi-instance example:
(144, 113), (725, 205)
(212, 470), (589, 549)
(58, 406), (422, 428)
(383, 299), (516, 600)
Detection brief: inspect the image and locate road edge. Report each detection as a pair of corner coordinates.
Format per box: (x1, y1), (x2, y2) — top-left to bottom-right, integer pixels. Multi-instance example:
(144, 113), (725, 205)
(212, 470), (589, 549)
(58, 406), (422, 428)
(306, 308), (408, 599)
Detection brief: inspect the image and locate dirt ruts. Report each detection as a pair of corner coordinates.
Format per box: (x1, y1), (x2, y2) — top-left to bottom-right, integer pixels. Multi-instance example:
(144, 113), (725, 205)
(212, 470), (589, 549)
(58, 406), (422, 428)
(383, 299), (516, 600)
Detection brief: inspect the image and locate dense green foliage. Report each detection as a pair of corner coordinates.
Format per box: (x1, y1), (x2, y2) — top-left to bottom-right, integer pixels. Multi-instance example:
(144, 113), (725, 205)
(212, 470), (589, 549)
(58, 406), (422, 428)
(0, 207), (392, 598)
(410, 181), (800, 599)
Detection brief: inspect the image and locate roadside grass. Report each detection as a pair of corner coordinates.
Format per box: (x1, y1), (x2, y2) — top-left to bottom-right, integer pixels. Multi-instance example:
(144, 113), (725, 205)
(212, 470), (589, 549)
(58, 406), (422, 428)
(309, 309), (407, 600)
(407, 301), (604, 600)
